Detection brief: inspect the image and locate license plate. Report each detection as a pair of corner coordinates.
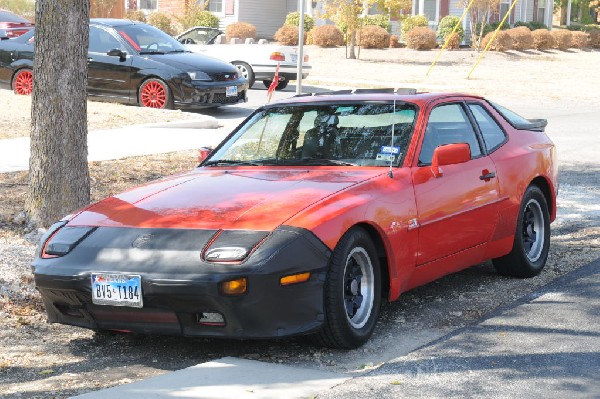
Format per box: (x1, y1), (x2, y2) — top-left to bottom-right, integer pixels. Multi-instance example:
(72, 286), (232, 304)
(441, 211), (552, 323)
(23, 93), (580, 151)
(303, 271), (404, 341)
(226, 86), (237, 97)
(290, 54), (297, 63)
(91, 273), (143, 308)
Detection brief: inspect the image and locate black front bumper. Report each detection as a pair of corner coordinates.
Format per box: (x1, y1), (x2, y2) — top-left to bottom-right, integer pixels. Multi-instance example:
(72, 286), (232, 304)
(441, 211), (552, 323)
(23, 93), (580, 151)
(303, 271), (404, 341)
(33, 226), (330, 339)
(174, 79), (249, 108)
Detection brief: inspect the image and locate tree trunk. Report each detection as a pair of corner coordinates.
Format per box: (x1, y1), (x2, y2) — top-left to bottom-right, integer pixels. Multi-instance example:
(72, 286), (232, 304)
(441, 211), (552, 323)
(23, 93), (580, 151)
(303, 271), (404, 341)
(27, 0), (90, 228)
(348, 30), (357, 59)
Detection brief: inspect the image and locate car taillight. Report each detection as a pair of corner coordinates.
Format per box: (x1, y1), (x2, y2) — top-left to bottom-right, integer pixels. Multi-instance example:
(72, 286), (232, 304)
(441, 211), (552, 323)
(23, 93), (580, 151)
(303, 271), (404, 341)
(270, 52), (285, 61)
(304, 55), (309, 62)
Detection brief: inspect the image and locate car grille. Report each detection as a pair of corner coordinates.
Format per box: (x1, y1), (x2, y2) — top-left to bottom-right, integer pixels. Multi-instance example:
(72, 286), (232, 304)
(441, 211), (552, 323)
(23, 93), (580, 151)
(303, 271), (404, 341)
(212, 91), (245, 104)
(210, 73), (238, 82)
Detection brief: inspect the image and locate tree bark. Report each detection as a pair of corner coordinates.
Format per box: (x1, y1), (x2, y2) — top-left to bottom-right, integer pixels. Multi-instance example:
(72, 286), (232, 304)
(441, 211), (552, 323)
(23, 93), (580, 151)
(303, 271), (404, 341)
(348, 30), (357, 59)
(27, 0), (90, 228)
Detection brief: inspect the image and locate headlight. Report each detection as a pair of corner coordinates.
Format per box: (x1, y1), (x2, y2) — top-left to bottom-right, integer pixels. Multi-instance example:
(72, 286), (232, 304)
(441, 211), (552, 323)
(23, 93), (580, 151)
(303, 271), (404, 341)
(187, 71), (212, 81)
(203, 230), (269, 263)
(40, 225), (96, 258)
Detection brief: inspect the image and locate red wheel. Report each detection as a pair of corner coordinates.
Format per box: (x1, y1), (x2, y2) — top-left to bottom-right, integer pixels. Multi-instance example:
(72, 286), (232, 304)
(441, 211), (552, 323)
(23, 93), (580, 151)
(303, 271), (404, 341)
(13, 68), (33, 95)
(139, 78), (172, 109)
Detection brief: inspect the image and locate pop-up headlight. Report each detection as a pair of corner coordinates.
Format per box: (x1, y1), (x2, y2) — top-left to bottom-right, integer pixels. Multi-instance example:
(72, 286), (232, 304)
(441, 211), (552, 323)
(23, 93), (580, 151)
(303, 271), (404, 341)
(41, 226), (96, 258)
(203, 230), (269, 263)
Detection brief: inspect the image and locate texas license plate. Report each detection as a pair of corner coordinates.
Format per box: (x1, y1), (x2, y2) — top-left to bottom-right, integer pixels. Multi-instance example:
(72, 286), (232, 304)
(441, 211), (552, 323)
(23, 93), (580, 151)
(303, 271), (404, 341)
(91, 273), (143, 308)
(226, 86), (237, 97)
(290, 54), (297, 63)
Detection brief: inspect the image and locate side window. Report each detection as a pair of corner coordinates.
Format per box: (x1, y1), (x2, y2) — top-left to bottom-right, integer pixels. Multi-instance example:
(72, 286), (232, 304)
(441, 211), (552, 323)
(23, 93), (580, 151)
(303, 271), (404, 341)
(89, 27), (123, 54)
(468, 104), (507, 152)
(419, 103), (482, 165)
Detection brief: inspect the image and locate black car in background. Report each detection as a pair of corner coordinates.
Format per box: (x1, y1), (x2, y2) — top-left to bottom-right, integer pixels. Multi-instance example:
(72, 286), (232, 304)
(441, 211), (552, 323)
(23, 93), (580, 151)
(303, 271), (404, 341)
(0, 19), (248, 108)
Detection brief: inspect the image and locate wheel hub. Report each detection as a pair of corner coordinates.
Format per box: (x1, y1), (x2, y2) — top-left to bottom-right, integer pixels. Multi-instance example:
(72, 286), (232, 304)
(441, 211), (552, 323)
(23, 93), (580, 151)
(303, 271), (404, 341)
(350, 279), (359, 296)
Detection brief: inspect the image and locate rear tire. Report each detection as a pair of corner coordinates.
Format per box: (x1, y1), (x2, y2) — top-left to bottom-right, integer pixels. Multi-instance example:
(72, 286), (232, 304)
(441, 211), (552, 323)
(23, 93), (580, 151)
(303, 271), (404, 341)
(315, 227), (381, 349)
(493, 185), (550, 278)
(138, 78), (173, 109)
(262, 79), (288, 90)
(232, 61), (255, 87)
(12, 68), (33, 95)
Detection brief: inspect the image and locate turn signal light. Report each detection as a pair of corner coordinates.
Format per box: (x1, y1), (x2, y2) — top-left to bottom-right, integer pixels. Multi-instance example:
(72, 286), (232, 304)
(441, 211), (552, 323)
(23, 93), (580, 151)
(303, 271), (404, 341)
(280, 272), (311, 286)
(270, 52), (285, 61)
(221, 278), (247, 295)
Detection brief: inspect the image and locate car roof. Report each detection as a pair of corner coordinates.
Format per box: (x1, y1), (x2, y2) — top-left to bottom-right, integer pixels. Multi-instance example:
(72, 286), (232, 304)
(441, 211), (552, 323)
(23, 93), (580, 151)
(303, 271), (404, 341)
(0, 9), (30, 23)
(90, 18), (142, 28)
(267, 90), (484, 108)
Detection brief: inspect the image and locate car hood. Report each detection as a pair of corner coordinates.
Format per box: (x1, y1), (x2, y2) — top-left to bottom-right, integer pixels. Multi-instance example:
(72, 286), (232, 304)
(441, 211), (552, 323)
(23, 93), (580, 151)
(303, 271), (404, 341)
(146, 52), (237, 74)
(68, 168), (386, 231)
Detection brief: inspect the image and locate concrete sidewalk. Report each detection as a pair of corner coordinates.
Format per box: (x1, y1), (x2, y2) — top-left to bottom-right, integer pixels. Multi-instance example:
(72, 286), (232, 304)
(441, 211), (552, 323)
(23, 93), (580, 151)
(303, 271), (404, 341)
(319, 257), (600, 399)
(0, 118), (226, 173)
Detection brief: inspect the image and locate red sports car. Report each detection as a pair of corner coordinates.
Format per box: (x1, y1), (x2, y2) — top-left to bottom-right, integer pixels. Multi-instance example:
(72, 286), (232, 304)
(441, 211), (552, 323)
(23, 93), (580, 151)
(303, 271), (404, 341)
(33, 89), (557, 349)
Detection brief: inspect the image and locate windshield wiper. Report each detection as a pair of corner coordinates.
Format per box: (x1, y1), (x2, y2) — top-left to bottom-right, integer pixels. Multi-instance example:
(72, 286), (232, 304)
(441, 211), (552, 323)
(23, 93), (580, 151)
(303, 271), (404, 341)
(203, 159), (261, 167)
(139, 50), (165, 55)
(167, 49), (189, 53)
(300, 158), (357, 166)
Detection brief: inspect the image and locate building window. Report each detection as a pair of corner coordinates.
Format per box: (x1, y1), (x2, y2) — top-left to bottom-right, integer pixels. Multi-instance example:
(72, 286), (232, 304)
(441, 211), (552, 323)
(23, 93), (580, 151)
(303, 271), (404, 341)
(139, 0), (158, 11)
(537, 0), (546, 23)
(207, 0), (223, 13)
(499, 0), (511, 24)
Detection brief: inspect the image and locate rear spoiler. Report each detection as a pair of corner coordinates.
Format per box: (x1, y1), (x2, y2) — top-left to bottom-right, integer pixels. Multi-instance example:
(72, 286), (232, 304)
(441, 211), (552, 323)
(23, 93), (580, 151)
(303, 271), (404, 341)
(513, 119), (547, 132)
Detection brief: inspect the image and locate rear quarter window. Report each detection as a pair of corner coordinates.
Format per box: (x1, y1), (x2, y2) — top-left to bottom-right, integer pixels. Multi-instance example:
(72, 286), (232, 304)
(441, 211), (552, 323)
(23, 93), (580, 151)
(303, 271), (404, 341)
(468, 103), (506, 152)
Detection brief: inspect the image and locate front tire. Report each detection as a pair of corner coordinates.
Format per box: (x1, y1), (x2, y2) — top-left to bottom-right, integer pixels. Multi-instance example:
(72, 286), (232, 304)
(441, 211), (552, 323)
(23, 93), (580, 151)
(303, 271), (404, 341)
(12, 68), (33, 95)
(493, 185), (550, 278)
(316, 227), (381, 349)
(138, 78), (173, 109)
(232, 61), (255, 87)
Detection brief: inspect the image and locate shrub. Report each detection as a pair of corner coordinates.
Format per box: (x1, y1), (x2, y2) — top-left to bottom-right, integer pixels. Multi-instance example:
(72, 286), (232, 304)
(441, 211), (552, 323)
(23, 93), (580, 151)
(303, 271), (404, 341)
(275, 25), (299, 45)
(401, 15), (428, 39)
(589, 30), (600, 48)
(437, 15), (464, 42)
(570, 31), (588, 48)
(147, 12), (176, 36)
(389, 34), (400, 48)
(444, 32), (461, 49)
(532, 29), (554, 50)
(311, 25), (344, 47)
(362, 14), (392, 33)
(405, 27), (437, 50)
(359, 25), (390, 48)
(226, 22), (256, 41)
(306, 29), (314, 45)
(126, 9), (146, 23)
(176, 6), (220, 31)
(552, 29), (572, 50)
(508, 26), (533, 50)
(284, 11), (315, 32)
(481, 31), (513, 51)
(514, 21), (548, 31)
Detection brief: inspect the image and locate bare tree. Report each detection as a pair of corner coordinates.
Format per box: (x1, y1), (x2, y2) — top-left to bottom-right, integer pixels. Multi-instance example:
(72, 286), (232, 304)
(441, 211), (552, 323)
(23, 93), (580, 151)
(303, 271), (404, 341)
(27, 0), (90, 228)
(464, 0), (501, 50)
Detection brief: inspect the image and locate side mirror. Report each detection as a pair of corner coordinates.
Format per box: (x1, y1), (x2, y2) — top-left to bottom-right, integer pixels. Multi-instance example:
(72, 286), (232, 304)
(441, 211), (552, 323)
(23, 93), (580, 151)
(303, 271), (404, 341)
(0, 30), (8, 40)
(107, 48), (126, 59)
(198, 147), (213, 164)
(431, 143), (471, 177)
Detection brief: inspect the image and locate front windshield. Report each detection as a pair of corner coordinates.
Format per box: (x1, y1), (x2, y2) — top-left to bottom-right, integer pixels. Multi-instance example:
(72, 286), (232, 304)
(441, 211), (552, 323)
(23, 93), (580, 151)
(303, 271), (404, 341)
(207, 102), (417, 167)
(117, 24), (188, 54)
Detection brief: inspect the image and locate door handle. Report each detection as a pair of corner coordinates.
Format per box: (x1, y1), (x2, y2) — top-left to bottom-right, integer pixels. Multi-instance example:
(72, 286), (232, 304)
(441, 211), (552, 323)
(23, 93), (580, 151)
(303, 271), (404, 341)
(480, 171), (496, 181)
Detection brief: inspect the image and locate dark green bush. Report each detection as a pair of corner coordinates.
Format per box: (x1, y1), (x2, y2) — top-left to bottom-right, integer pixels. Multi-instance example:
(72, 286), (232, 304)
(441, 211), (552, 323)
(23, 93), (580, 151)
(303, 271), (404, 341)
(176, 6), (220, 30)
(437, 15), (464, 42)
(284, 11), (315, 32)
(401, 15), (428, 39)
(362, 14), (392, 33)
(514, 21), (548, 31)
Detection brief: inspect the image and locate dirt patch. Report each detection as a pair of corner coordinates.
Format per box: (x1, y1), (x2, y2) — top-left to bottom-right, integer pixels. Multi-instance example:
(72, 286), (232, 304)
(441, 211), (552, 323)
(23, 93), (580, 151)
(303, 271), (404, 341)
(0, 92), (206, 140)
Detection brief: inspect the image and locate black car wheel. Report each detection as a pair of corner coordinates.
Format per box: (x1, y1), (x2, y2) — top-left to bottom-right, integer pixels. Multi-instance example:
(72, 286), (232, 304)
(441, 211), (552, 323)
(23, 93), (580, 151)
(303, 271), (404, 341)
(493, 185), (550, 277)
(12, 68), (33, 95)
(316, 227), (381, 349)
(138, 78), (173, 109)
(233, 61), (255, 87)
(263, 78), (288, 91)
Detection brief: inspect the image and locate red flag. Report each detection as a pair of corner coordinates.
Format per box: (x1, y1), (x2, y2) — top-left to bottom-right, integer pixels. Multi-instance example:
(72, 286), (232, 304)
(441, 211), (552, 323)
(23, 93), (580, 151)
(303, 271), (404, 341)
(266, 63), (280, 103)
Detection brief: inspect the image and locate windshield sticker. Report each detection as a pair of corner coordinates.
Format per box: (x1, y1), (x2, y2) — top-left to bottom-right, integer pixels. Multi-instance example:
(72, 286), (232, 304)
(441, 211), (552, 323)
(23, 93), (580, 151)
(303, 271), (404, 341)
(376, 154), (396, 162)
(380, 146), (400, 155)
